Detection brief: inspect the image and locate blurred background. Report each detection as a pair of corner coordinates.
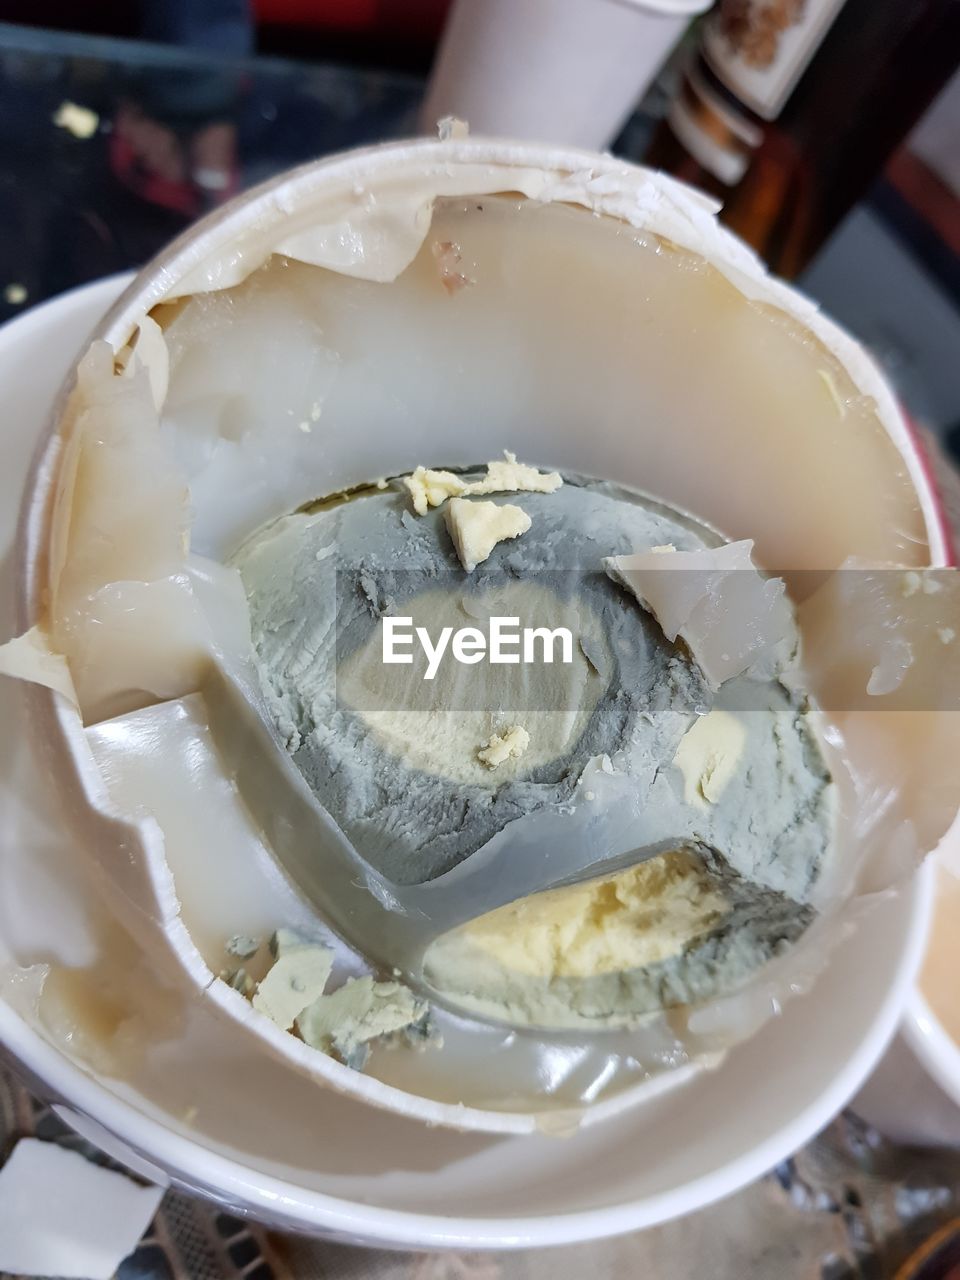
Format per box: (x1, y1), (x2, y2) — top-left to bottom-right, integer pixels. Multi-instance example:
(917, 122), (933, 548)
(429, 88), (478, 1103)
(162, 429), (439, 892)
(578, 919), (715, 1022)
(0, 0), (955, 447)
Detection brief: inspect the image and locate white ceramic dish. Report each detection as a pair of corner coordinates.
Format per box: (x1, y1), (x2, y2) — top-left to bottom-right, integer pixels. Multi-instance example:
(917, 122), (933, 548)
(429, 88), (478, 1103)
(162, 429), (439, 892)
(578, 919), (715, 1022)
(905, 995), (960, 1117)
(0, 273), (940, 1247)
(854, 848), (960, 1149)
(906, 847), (960, 1126)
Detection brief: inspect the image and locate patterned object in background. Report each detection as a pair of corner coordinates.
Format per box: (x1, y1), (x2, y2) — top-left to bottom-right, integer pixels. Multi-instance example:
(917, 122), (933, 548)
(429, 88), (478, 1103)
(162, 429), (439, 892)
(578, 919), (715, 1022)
(716, 0), (809, 69)
(0, 1063), (288, 1280)
(895, 1218), (960, 1279)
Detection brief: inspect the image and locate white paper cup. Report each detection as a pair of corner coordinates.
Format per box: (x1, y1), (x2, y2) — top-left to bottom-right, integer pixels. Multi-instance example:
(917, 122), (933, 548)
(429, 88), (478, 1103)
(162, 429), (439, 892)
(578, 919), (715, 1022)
(420, 0), (710, 150)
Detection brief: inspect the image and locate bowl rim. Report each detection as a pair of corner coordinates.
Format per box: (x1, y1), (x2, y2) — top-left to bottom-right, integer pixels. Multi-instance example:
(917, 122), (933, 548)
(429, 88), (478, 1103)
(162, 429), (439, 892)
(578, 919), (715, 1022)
(0, 860), (933, 1249)
(904, 987), (960, 1114)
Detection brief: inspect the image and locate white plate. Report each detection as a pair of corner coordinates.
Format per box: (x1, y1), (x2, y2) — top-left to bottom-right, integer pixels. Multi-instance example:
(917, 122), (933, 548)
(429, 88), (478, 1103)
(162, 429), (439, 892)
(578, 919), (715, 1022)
(0, 276), (934, 1248)
(853, 846), (960, 1148)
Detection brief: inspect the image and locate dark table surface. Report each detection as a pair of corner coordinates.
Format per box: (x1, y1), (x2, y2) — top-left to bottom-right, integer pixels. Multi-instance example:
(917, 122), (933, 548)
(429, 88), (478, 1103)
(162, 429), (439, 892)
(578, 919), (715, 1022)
(0, 21), (424, 326)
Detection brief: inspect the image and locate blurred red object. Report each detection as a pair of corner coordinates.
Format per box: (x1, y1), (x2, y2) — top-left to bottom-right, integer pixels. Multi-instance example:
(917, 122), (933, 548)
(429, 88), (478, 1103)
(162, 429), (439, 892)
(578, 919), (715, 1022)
(886, 147), (960, 258)
(252, 0), (450, 39)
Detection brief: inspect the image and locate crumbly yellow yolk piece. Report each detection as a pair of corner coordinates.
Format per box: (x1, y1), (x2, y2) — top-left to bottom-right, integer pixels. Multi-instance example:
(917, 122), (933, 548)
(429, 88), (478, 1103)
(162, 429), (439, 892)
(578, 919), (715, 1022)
(444, 497), (532, 572)
(477, 724), (530, 769)
(467, 452), (562, 497)
(461, 849), (729, 979)
(673, 709), (747, 808)
(403, 466), (467, 515)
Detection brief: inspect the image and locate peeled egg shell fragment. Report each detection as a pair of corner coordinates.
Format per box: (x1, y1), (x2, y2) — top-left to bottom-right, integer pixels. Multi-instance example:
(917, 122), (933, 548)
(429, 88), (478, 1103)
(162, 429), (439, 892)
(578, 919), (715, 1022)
(37, 341), (253, 724)
(252, 946), (335, 1030)
(61, 562), (248, 725)
(605, 540), (795, 688)
(0, 626), (77, 705)
(118, 314), (169, 411)
(794, 563), (960, 882)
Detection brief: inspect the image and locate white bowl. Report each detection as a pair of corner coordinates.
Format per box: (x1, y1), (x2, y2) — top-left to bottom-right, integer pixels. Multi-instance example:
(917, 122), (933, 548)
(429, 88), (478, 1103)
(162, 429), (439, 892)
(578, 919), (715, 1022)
(0, 268), (941, 1246)
(906, 844), (960, 1137)
(854, 845), (960, 1148)
(906, 998), (960, 1120)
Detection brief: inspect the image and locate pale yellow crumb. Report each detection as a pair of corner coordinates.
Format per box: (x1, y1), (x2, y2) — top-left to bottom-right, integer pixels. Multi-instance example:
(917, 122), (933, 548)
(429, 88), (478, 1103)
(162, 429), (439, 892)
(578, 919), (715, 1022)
(52, 101), (99, 139)
(466, 451), (562, 497)
(445, 497), (531, 571)
(673, 710), (746, 807)
(478, 725), (530, 769)
(404, 465), (466, 515)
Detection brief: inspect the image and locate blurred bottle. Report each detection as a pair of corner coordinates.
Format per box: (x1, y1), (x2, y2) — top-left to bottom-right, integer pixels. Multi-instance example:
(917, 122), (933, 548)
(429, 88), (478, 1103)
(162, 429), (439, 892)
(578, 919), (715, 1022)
(645, 0), (960, 275)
